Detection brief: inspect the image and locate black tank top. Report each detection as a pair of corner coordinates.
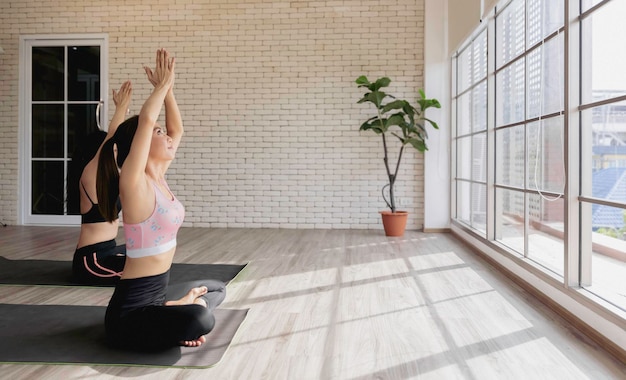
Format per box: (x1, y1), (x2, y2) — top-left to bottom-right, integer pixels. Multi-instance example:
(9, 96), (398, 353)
(80, 182), (121, 223)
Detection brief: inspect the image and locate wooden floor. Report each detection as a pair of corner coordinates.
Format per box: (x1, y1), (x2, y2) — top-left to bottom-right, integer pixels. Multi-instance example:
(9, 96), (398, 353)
(0, 226), (624, 379)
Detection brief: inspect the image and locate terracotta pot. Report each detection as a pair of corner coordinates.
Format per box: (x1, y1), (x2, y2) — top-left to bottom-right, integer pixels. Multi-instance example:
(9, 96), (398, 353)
(380, 210), (408, 236)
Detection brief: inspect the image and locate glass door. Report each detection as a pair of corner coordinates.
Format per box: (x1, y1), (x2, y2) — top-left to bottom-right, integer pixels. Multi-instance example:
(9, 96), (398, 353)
(21, 35), (107, 224)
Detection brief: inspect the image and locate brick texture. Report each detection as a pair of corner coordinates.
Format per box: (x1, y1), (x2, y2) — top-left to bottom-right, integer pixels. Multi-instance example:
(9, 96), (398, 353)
(0, 0), (426, 229)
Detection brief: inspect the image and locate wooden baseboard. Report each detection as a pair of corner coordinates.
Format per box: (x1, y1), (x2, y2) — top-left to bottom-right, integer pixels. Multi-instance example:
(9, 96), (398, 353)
(423, 227), (452, 233)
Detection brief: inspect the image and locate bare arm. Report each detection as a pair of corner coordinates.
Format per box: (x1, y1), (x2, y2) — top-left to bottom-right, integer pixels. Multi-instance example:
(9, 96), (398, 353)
(108, 81), (132, 138)
(163, 91), (183, 151)
(144, 63), (183, 172)
(119, 49), (175, 214)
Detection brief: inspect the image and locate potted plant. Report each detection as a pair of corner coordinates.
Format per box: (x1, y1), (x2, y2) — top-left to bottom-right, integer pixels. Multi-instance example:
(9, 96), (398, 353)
(356, 75), (441, 236)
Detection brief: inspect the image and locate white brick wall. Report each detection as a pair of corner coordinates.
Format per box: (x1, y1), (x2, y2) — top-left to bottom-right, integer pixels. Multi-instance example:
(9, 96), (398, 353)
(0, 0), (427, 230)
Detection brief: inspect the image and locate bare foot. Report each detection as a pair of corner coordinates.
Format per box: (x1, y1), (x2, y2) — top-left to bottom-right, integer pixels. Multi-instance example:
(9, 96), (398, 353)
(181, 335), (206, 347)
(165, 286), (208, 307)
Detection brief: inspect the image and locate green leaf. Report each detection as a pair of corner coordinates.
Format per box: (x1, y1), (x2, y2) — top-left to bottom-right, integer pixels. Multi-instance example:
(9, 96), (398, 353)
(385, 113), (405, 128)
(360, 120), (385, 134)
(402, 103), (417, 117)
(372, 77), (391, 91)
(406, 138), (428, 152)
(424, 117), (439, 129)
(369, 91), (387, 108)
(381, 99), (406, 114)
(355, 75), (370, 87)
(417, 94), (442, 111)
(356, 76), (391, 91)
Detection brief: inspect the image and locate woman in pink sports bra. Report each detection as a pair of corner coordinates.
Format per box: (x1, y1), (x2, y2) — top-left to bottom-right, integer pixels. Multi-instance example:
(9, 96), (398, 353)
(96, 48), (225, 351)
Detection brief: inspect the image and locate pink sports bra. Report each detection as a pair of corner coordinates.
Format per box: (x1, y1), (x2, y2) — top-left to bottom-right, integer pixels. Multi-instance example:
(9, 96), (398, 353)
(123, 180), (185, 258)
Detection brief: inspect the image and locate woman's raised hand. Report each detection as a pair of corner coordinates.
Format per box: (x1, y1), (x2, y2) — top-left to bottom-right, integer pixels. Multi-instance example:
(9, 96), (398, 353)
(143, 48), (175, 90)
(112, 80), (132, 111)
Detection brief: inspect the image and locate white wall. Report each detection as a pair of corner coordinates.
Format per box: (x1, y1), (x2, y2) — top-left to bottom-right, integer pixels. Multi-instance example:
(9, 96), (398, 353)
(424, 0), (451, 230)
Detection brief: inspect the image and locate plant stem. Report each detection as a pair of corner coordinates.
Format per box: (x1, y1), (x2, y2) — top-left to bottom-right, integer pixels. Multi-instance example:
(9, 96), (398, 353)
(388, 145), (405, 213)
(381, 132), (392, 177)
(389, 177), (396, 212)
(381, 128), (396, 212)
(394, 145), (404, 180)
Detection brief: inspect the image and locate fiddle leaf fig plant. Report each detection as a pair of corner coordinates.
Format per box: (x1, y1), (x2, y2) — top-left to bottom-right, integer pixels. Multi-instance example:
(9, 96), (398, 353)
(356, 75), (441, 213)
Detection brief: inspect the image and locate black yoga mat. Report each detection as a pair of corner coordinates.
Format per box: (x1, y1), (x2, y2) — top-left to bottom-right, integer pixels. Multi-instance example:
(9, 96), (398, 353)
(0, 256), (247, 287)
(0, 303), (248, 368)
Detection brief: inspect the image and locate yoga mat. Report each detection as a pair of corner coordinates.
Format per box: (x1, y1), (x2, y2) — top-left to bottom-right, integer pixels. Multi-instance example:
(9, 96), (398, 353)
(0, 303), (248, 368)
(0, 256), (247, 287)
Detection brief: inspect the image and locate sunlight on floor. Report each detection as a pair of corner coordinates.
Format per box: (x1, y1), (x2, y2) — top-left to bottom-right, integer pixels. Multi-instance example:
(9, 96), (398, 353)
(320, 235), (439, 252)
(223, 230), (622, 379)
(408, 250), (466, 271)
(466, 337), (589, 379)
(341, 258), (410, 283)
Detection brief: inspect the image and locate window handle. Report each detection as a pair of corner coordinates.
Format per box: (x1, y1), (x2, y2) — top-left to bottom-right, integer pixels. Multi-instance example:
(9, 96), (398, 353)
(95, 99), (103, 130)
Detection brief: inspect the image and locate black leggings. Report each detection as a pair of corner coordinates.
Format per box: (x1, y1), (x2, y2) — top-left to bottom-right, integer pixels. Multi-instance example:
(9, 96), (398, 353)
(105, 271), (226, 351)
(72, 239), (126, 285)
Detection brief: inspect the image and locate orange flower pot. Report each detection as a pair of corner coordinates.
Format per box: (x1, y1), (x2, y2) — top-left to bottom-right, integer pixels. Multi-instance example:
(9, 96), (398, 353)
(380, 210), (408, 237)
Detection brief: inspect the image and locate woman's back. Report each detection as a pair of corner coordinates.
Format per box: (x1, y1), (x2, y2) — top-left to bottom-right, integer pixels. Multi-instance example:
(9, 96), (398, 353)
(76, 160), (120, 248)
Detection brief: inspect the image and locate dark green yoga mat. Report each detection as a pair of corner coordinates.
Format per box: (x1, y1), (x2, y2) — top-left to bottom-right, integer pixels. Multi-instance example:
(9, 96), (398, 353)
(0, 303), (248, 368)
(0, 256), (247, 286)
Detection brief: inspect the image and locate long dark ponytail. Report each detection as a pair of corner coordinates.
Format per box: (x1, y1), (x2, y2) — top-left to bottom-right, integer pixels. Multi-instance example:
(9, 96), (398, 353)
(96, 116), (139, 222)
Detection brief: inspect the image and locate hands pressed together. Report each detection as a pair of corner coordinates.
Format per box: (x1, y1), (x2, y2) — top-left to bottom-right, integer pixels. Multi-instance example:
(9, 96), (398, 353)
(112, 48), (174, 108)
(143, 48), (175, 90)
(113, 80), (132, 112)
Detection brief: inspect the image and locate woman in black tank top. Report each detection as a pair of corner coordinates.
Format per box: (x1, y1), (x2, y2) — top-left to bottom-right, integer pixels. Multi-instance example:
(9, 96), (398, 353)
(71, 81), (132, 285)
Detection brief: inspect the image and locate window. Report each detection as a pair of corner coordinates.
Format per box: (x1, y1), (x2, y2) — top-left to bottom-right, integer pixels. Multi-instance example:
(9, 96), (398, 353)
(579, 0), (626, 309)
(454, 30), (488, 235)
(452, 0), (625, 314)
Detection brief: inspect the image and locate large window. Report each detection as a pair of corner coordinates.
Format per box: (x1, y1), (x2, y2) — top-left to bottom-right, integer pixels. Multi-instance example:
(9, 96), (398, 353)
(452, 0), (625, 315)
